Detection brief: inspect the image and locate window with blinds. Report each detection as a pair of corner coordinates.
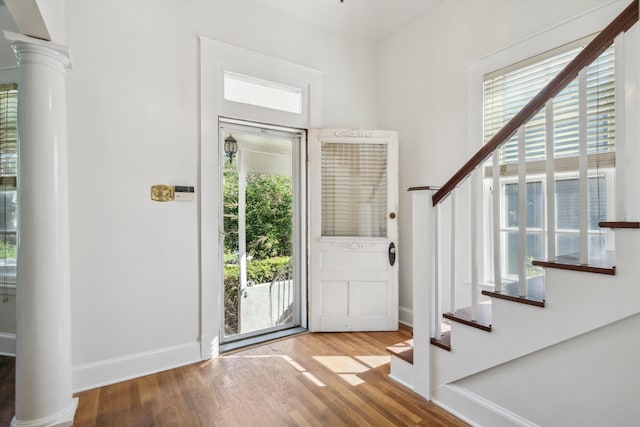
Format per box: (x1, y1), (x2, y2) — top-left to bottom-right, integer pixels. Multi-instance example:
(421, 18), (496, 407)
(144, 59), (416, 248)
(321, 142), (387, 238)
(0, 83), (18, 284)
(484, 38), (615, 172)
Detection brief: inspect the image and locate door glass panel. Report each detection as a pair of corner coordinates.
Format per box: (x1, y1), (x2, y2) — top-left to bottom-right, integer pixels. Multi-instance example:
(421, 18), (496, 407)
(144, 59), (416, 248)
(222, 128), (296, 342)
(321, 142), (387, 237)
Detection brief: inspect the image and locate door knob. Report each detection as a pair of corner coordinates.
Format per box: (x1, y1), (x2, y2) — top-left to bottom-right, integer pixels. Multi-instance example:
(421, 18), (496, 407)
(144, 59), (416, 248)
(388, 242), (396, 266)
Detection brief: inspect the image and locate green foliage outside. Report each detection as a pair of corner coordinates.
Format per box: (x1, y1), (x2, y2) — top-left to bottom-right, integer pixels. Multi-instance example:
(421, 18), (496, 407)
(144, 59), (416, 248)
(526, 256), (543, 278)
(223, 166), (293, 335)
(224, 170), (293, 260)
(0, 240), (16, 259)
(223, 256), (292, 335)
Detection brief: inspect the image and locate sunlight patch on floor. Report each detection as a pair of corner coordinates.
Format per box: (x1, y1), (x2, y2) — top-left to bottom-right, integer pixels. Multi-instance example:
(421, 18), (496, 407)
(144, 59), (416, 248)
(225, 353), (326, 387)
(312, 354), (391, 386)
(355, 355), (390, 368)
(338, 374), (365, 386)
(313, 356), (369, 373)
(223, 351), (392, 388)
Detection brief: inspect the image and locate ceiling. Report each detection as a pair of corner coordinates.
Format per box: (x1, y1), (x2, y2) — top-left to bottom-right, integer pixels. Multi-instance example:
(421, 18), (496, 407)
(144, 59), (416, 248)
(259, 0), (442, 41)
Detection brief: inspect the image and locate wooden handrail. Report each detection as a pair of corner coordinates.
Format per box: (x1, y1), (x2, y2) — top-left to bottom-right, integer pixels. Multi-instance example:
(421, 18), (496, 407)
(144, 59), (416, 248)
(432, 0), (639, 206)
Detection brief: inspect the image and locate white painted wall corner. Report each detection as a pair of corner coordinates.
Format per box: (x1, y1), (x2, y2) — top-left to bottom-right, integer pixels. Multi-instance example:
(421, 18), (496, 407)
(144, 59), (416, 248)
(399, 305), (413, 327)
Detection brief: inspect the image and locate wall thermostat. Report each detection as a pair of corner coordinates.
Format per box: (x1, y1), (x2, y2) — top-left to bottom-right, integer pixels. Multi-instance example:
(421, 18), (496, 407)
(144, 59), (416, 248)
(151, 185), (195, 202)
(174, 186), (195, 201)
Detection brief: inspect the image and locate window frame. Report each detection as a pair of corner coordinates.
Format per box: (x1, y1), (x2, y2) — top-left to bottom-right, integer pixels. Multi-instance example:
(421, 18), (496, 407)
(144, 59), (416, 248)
(466, 2), (627, 285)
(0, 78), (18, 286)
(482, 32), (618, 282)
(492, 170), (613, 282)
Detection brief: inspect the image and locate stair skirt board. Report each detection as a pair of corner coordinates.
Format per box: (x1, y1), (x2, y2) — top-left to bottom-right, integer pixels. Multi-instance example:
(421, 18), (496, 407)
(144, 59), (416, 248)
(389, 355), (414, 390)
(433, 384), (540, 427)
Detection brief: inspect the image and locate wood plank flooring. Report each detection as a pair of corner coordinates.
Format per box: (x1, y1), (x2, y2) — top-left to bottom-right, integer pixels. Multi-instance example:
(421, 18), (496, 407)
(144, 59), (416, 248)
(1, 330), (468, 426)
(0, 355), (15, 427)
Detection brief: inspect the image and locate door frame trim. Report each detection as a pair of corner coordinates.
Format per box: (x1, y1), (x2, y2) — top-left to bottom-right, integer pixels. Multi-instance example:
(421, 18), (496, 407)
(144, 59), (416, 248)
(199, 37), (321, 359)
(218, 118), (307, 345)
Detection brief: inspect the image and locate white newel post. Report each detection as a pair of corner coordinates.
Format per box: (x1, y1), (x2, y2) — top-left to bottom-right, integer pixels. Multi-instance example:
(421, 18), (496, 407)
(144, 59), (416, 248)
(5, 32), (77, 427)
(411, 188), (436, 400)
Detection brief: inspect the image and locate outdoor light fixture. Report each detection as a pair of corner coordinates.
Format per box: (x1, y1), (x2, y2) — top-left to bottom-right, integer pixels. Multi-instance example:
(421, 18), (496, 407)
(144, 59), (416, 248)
(224, 134), (238, 164)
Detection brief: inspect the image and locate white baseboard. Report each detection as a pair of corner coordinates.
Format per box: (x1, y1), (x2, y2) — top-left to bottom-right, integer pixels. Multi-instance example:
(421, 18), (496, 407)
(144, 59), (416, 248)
(399, 306), (413, 327)
(433, 384), (539, 427)
(0, 332), (16, 356)
(11, 397), (78, 427)
(72, 341), (202, 393)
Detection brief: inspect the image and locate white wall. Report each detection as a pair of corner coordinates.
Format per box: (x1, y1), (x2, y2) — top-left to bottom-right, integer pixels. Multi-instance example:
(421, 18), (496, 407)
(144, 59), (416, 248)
(456, 313), (640, 426)
(64, 0), (378, 387)
(377, 0), (616, 323)
(0, 6), (18, 68)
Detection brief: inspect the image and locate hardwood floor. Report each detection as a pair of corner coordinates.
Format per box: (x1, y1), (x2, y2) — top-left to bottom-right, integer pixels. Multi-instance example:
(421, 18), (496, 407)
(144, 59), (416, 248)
(0, 355), (15, 427)
(2, 330), (468, 426)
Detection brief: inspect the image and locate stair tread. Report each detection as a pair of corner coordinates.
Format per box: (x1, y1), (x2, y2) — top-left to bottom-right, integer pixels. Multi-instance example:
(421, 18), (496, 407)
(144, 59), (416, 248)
(482, 275), (545, 307)
(430, 331), (451, 351)
(532, 253), (615, 275)
(599, 221), (640, 229)
(443, 303), (492, 332)
(386, 339), (413, 364)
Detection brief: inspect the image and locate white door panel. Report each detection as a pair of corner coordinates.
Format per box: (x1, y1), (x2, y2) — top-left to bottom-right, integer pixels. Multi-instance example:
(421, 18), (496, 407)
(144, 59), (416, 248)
(321, 252), (388, 273)
(321, 281), (349, 316)
(350, 281), (388, 316)
(309, 129), (398, 332)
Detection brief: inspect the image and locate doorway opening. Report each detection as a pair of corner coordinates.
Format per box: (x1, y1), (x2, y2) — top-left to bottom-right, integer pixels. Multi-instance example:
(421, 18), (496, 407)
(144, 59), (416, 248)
(219, 119), (306, 350)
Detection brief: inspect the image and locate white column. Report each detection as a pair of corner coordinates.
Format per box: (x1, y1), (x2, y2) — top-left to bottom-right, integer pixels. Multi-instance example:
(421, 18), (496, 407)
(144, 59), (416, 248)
(6, 32), (77, 427)
(411, 189), (436, 401)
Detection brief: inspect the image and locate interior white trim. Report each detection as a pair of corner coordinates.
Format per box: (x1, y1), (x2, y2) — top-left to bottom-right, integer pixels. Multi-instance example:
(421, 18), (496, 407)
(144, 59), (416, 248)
(466, 0), (629, 283)
(389, 356), (414, 390)
(399, 305), (413, 327)
(199, 37), (321, 360)
(434, 384), (540, 427)
(72, 342), (201, 393)
(10, 398), (78, 427)
(467, 0), (629, 155)
(0, 332), (16, 356)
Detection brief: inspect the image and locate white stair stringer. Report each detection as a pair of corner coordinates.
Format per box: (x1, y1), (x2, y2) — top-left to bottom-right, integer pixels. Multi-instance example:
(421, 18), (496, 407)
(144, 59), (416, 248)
(388, 354), (414, 390)
(432, 383), (541, 427)
(431, 229), (640, 387)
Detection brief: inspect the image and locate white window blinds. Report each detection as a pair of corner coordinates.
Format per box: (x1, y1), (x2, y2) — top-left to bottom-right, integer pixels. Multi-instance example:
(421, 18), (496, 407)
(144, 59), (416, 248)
(0, 84), (18, 182)
(321, 142), (387, 237)
(484, 41), (615, 168)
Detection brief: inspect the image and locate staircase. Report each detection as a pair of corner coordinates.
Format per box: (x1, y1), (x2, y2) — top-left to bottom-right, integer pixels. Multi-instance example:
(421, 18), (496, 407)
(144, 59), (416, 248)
(388, 2), (640, 426)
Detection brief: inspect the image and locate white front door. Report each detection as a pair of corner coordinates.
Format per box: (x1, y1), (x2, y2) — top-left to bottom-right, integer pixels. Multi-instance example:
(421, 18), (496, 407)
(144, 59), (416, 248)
(309, 129), (398, 332)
